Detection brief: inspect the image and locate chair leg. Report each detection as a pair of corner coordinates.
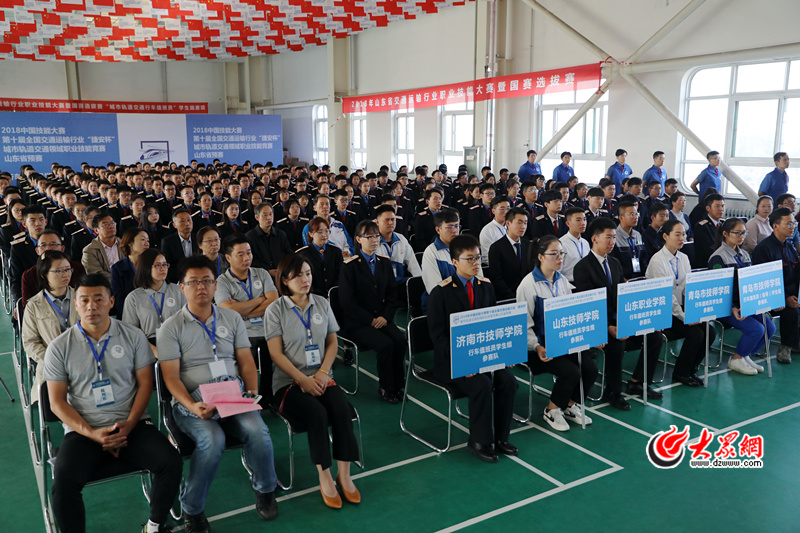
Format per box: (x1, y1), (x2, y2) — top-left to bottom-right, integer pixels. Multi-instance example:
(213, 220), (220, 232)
(399, 369), (457, 453)
(275, 417), (294, 491)
(586, 348), (604, 402)
(0, 374), (14, 402)
(336, 341), (359, 396)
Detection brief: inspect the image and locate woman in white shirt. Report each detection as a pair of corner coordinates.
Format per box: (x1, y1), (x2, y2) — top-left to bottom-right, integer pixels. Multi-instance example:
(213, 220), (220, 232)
(516, 235), (598, 432)
(742, 196), (773, 254)
(645, 219), (715, 387)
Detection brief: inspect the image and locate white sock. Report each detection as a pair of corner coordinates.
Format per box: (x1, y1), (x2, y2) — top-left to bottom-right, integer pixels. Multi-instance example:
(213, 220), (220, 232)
(146, 520), (161, 533)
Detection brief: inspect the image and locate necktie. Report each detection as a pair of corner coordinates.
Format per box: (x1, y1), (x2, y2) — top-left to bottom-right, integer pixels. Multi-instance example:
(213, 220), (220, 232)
(714, 168), (719, 176)
(603, 258), (611, 284)
(466, 280), (474, 310)
(514, 242), (521, 261)
(657, 168), (662, 176)
(553, 219), (559, 235)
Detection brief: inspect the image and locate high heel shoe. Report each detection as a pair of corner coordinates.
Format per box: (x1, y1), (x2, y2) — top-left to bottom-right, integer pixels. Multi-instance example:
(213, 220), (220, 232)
(320, 486), (342, 509)
(336, 475), (361, 504)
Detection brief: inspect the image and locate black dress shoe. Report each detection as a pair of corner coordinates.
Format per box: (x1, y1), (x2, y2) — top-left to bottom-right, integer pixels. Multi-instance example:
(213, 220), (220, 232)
(255, 489), (278, 521)
(467, 439), (498, 463)
(626, 381), (663, 399)
(379, 388), (399, 404)
(673, 374), (701, 387)
(689, 374), (705, 386)
(495, 441), (519, 456)
(184, 511), (211, 533)
(603, 392), (631, 411)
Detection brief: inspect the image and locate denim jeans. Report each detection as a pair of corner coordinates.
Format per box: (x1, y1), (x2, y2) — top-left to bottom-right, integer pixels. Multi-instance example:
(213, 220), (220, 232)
(172, 405), (277, 515)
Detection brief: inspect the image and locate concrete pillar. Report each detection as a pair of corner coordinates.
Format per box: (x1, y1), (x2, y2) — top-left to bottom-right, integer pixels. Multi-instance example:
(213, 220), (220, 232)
(327, 37), (351, 170)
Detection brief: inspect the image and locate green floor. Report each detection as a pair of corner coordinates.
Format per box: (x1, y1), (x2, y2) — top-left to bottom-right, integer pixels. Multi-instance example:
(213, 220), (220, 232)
(2, 311), (798, 533)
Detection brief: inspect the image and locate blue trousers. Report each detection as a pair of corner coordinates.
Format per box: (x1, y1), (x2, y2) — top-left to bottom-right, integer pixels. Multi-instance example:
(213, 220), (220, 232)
(718, 314), (776, 357)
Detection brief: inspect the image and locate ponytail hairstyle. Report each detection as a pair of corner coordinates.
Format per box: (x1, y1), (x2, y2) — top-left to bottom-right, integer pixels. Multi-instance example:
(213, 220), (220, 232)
(714, 217), (745, 250)
(528, 234), (559, 268)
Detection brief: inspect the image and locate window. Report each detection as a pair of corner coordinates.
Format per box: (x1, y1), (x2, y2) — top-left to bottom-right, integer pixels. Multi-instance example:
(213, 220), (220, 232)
(537, 85), (609, 182)
(441, 101), (474, 171)
(312, 105), (328, 166)
(681, 59), (800, 197)
(394, 110), (414, 171)
(351, 111), (367, 169)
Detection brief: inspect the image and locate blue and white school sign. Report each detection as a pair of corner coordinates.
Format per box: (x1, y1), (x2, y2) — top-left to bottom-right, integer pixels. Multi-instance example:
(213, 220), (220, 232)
(617, 277), (673, 338)
(543, 288), (608, 357)
(684, 268), (735, 323)
(738, 261), (785, 316)
(449, 302), (528, 379)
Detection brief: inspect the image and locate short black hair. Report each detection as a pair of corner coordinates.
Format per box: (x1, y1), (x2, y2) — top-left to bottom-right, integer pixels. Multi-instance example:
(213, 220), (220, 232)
(433, 207), (459, 227)
(615, 148), (627, 157)
(76, 273), (112, 294)
(22, 205), (46, 218)
(223, 233), (249, 256)
(505, 206), (527, 223)
(627, 177), (643, 187)
(541, 190), (562, 204)
(448, 234), (480, 261)
(587, 187), (604, 198)
(706, 151), (720, 159)
(703, 193), (724, 208)
(653, 151), (664, 159)
(373, 204), (395, 218)
(648, 202), (668, 218)
(178, 254), (217, 282)
(490, 195), (511, 208)
(565, 207), (584, 219)
(560, 151), (572, 159)
(588, 217), (616, 239)
(769, 207), (793, 228)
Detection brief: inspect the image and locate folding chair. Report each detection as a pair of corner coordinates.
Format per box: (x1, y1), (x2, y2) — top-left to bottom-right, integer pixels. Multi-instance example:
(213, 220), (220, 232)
(399, 316), (467, 453)
(327, 286), (360, 395)
(154, 362), (251, 520)
(38, 383), (151, 531)
(406, 276), (425, 319)
(1, 250), (12, 315)
(270, 401), (364, 490)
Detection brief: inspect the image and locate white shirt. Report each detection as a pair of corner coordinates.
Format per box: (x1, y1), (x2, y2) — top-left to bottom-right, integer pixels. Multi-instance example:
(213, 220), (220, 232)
(559, 232), (589, 282)
(179, 235), (193, 258)
(479, 219), (507, 266)
(101, 239), (119, 267)
(645, 246), (691, 322)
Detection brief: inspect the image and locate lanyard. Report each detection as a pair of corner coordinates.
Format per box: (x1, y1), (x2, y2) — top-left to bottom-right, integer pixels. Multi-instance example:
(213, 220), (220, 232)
(187, 306), (217, 359)
(237, 270), (254, 299)
(77, 322), (111, 378)
(43, 291), (69, 327)
(733, 254), (746, 268)
(627, 237), (638, 256)
(670, 256), (679, 280)
(216, 255), (221, 277)
(544, 279), (559, 298)
(292, 304), (314, 343)
(571, 237), (584, 257)
(149, 291), (166, 322)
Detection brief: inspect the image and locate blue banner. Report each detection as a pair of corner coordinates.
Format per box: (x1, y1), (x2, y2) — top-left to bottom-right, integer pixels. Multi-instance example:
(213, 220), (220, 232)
(186, 114), (282, 166)
(449, 302), (528, 379)
(684, 268), (735, 323)
(543, 288), (608, 358)
(738, 261), (785, 316)
(0, 111), (119, 173)
(617, 277), (673, 338)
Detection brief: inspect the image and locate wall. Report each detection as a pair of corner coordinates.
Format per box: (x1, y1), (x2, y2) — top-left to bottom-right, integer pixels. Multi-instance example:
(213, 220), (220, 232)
(279, 105), (314, 165)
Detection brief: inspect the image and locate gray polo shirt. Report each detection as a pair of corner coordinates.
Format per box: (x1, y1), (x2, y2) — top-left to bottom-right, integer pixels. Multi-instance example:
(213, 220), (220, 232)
(43, 319), (155, 433)
(157, 305), (250, 395)
(264, 294), (339, 394)
(215, 267), (277, 338)
(122, 283), (186, 340)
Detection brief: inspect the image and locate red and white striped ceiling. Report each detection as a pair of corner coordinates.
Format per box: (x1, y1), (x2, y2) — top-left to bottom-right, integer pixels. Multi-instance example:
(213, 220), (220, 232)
(0, 0), (471, 61)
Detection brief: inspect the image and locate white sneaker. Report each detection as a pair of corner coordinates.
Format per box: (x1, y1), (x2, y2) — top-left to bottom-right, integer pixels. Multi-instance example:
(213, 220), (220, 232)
(743, 356), (764, 373)
(562, 404), (593, 425)
(543, 407), (570, 431)
(728, 357), (757, 375)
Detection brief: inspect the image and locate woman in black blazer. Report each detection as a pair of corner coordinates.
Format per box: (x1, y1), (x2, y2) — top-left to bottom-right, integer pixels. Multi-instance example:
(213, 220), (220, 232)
(338, 220), (406, 403)
(297, 216), (342, 297)
(217, 198), (249, 239)
(140, 203), (171, 250)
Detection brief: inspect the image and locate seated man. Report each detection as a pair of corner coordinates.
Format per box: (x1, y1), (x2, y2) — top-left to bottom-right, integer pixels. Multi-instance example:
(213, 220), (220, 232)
(374, 205), (422, 286)
(487, 206), (531, 301)
(559, 207), (590, 283)
(532, 190), (567, 238)
(428, 234), (518, 462)
(479, 195), (512, 267)
(81, 210), (121, 283)
(43, 274), (182, 533)
(10, 204), (49, 306)
(245, 203), (291, 277)
(573, 218), (664, 410)
(20, 229), (85, 307)
(642, 201), (669, 266)
(611, 199), (646, 280)
(157, 255), (278, 533)
(692, 193), (725, 269)
(412, 187), (445, 253)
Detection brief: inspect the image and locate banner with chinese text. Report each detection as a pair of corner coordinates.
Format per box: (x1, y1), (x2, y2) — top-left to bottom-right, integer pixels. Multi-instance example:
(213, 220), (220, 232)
(0, 98), (207, 114)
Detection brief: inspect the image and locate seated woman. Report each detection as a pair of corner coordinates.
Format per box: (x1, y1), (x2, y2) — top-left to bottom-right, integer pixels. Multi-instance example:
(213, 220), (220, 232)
(709, 218), (775, 375)
(645, 219), (716, 387)
(110, 227), (150, 316)
(516, 235), (598, 431)
(141, 202), (171, 250)
(122, 248), (186, 355)
(197, 225), (228, 278)
(742, 195), (773, 254)
(298, 217), (343, 297)
(668, 191), (694, 241)
(266, 253), (360, 509)
(217, 198), (249, 239)
(338, 220), (405, 403)
(20, 251), (77, 403)
(241, 190), (263, 229)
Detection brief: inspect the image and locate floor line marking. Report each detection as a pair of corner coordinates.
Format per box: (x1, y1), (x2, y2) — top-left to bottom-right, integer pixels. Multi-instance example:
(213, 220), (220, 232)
(583, 408), (654, 438)
(624, 396), (718, 432)
(715, 401), (800, 434)
(434, 465), (623, 533)
(506, 455), (564, 487)
(516, 421), (622, 469)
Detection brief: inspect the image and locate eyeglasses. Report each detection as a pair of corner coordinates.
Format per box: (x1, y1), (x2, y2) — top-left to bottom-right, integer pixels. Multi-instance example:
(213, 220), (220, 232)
(359, 234), (381, 241)
(99, 221), (116, 228)
(38, 243), (63, 250)
(202, 238), (221, 244)
(542, 252), (568, 259)
(784, 222), (798, 229)
(729, 230), (749, 236)
(457, 256), (482, 264)
(152, 262), (170, 269)
(183, 279), (216, 287)
(442, 224), (461, 231)
(49, 267), (73, 275)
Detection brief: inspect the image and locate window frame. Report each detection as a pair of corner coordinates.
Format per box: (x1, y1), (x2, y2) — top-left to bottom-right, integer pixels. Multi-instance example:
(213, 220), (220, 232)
(440, 100), (474, 170)
(392, 109), (415, 172)
(350, 111), (367, 170)
(312, 104), (329, 166)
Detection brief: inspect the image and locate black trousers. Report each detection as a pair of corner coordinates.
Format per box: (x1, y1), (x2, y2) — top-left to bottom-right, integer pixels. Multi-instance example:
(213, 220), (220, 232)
(777, 307), (799, 348)
(449, 368), (518, 445)
(669, 318), (715, 377)
(52, 420), (182, 533)
(602, 330), (663, 396)
(274, 384), (359, 471)
(250, 336), (273, 404)
(527, 351), (598, 409)
(346, 322), (406, 392)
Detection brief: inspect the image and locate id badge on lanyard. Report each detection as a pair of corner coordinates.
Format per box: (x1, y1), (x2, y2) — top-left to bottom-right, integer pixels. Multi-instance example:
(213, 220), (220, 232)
(239, 271), (265, 325)
(293, 305), (321, 368)
(188, 307), (226, 378)
(629, 237), (641, 273)
(78, 322), (115, 407)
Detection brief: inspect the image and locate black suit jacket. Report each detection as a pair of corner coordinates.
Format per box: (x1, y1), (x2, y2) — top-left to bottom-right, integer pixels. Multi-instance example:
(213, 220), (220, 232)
(161, 233), (198, 283)
(572, 253), (623, 326)
(427, 275), (496, 382)
(338, 253), (397, 331)
(246, 226), (292, 271)
(487, 236), (531, 301)
(298, 243), (343, 297)
(276, 217), (309, 251)
(10, 236), (37, 305)
(412, 209), (437, 252)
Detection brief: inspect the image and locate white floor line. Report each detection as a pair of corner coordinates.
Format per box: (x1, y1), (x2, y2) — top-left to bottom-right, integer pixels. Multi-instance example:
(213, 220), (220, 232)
(520, 421), (622, 469)
(715, 401), (800, 434)
(434, 465), (623, 533)
(505, 455), (564, 487)
(624, 395), (718, 432)
(584, 408), (653, 438)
